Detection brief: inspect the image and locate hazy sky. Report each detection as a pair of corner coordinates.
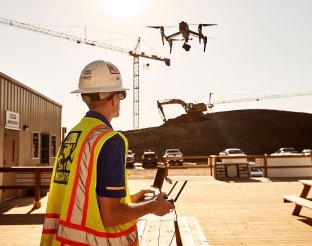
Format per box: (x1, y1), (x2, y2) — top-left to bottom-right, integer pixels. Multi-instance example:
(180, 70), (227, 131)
(1, 0), (312, 131)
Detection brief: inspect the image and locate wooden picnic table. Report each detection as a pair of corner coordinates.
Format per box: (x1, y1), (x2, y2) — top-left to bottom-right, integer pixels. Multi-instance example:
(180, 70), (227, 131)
(0, 166), (53, 209)
(137, 214), (208, 246)
(283, 179), (312, 216)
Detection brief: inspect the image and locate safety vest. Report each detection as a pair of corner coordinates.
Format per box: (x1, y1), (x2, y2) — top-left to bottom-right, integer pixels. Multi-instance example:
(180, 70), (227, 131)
(40, 117), (138, 246)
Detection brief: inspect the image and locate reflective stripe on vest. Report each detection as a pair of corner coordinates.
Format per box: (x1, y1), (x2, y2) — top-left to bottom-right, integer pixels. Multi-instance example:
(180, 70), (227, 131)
(56, 222), (138, 246)
(67, 127), (109, 225)
(42, 213), (60, 234)
(42, 122), (138, 245)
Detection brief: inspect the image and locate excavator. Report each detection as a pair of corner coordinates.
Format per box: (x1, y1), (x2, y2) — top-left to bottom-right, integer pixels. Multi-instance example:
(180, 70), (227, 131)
(157, 99), (207, 122)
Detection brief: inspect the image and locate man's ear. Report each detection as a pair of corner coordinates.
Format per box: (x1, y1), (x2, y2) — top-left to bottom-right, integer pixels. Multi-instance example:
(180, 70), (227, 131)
(111, 94), (118, 106)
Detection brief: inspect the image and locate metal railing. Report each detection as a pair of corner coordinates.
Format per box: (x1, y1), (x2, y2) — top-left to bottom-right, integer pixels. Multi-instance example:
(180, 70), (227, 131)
(164, 154), (312, 178)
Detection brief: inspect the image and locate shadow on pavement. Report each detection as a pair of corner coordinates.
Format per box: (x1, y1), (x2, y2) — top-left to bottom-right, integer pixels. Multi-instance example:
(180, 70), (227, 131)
(0, 213), (44, 225)
(0, 196), (35, 214)
(298, 216), (312, 227)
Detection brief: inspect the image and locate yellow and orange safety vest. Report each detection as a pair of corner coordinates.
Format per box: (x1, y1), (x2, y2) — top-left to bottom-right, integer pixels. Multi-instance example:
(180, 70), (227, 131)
(40, 117), (138, 245)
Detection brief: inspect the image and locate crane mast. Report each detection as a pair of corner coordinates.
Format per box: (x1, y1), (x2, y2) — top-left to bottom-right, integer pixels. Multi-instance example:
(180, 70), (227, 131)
(132, 38), (141, 130)
(0, 17), (170, 129)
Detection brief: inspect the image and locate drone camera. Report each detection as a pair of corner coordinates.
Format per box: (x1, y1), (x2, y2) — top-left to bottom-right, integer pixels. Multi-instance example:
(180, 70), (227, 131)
(182, 43), (191, 51)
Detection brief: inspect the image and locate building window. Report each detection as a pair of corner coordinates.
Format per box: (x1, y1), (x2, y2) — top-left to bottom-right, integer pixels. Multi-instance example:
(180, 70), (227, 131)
(41, 133), (49, 164)
(32, 132), (39, 159)
(51, 135), (56, 157)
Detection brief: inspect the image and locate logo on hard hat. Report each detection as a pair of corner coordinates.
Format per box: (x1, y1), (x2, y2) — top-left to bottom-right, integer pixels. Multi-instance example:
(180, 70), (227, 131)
(84, 69), (93, 75)
(80, 69), (93, 81)
(107, 63), (120, 74)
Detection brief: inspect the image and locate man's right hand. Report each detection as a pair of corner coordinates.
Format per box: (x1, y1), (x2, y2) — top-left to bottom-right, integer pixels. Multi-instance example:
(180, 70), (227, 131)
(152, 192), (175, 216)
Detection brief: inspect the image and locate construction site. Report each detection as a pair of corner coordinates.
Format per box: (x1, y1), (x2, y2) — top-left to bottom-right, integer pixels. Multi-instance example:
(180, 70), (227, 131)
(123, 109), (312, 160)
(1, 3), (312, 245)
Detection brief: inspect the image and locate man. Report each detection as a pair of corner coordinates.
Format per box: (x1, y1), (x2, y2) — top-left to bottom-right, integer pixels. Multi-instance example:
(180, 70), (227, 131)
(41, 60), (174, 245)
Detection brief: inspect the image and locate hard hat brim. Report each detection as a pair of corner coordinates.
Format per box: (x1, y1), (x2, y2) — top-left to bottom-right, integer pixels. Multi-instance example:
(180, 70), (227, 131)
(71, 86), (129, 94)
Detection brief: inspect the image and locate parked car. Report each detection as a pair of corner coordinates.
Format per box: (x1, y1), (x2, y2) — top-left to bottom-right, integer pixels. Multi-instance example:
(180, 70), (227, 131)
(126, 150), (135, 168)
(271, 147), (300, 156)
(301, 149), (312, 156)
(219, 148), (246, 156)
(218, 148), (247, 164)
(142, 150), (158, 168)
(249, 163), (263, 177)
(163, 149), (183, 166)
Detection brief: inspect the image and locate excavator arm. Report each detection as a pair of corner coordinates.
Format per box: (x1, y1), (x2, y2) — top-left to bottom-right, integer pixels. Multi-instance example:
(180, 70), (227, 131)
(157, 99), (207, 122)
(157, 100), (167, 122)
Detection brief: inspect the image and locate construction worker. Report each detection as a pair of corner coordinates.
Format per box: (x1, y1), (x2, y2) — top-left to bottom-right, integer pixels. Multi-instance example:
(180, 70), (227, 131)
(40, 60), (174, 245)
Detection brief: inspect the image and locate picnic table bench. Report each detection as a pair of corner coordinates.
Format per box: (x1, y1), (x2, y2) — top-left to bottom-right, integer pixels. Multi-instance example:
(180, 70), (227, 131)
(0, 166), (53, 209)
(283, 179), (312, 216)
(137, 214), (209, 246)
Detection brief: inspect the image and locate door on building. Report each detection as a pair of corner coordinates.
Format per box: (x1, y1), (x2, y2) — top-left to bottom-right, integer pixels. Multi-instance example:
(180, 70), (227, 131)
(41, 133), (49, 165)
(3, 129), (19, 201)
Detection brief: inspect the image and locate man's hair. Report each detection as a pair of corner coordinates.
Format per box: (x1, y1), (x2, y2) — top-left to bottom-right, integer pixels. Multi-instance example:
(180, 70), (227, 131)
(81, 92), (110, 104)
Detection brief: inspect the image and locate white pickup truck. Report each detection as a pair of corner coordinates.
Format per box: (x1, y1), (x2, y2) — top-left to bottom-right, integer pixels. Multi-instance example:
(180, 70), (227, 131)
(218, 148), (247, 164)
(163, 149), (183, 166)
(270, 147), (300, 156)
(219, 148), (246, 156)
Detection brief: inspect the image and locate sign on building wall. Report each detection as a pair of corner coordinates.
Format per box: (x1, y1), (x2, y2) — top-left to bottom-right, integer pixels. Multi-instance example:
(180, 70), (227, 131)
(5, 110), (20, 130)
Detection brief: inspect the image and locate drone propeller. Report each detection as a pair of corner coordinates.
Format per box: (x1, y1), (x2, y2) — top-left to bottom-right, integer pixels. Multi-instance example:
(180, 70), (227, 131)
(146, 26), (163, 29)
(146, 25), (176, 29)
(201, 24), (218, 27)
(189, 23), (217, 26)
(147, 26), (166, 45)
(197, 23), (216, 34)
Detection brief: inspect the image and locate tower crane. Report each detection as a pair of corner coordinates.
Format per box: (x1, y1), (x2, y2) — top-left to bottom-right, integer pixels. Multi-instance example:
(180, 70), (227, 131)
(0, 17), (170, 129)
(207, 91), (312, 111)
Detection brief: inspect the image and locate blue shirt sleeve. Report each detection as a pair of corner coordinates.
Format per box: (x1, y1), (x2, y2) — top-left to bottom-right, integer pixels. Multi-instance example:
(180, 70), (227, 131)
(96, 134), (126, 198)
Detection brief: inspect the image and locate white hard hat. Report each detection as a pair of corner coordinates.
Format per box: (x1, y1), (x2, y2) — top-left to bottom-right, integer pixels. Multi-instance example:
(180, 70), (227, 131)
(71, 60), (128, 93)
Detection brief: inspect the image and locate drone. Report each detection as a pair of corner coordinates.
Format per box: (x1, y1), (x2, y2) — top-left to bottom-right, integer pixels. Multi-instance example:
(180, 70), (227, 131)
(147, 21), (217, 53)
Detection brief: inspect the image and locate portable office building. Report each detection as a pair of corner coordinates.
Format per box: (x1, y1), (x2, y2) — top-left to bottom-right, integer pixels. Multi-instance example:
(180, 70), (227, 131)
(0, 72), (62, 201)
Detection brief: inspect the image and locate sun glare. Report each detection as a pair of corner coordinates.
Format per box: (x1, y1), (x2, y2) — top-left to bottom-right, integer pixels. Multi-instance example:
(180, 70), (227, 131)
(102, 0), (147, 17)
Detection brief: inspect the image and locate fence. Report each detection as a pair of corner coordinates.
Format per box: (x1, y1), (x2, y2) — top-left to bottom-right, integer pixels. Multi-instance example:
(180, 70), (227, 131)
(0, 155), (311, 208)
(165, 154), (312, 178)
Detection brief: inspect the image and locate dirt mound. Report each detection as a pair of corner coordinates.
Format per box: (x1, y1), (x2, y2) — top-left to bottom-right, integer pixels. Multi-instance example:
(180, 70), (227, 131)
(122, 109), (312, 160)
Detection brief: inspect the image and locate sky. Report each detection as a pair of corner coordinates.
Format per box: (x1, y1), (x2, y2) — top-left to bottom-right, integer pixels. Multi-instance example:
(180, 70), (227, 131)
(1, 0), (312, 131)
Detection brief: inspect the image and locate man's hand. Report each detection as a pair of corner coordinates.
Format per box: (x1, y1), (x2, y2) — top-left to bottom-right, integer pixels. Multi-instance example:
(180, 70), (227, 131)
(98, 192), (175, 226)
(131, 189), (155, 203)
(151, 192), (175, 216)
